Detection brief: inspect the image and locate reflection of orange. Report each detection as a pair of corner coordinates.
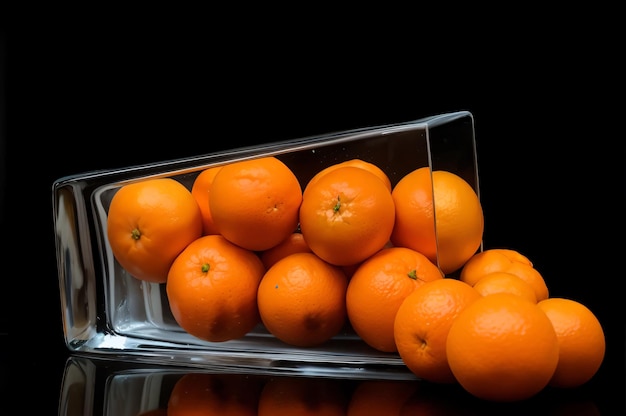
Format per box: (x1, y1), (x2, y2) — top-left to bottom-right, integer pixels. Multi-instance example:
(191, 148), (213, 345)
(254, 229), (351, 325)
(537, 297), (605, 388)
(191, 166), (223, 235)
(166, 235), (265, 342)
(209, 156), (302, 251)
(346, 247), (443, 352)
(394, 278), (481, 383)
(391, 167), (484, 275)
(258, 376), (348, 416)
(446, 293), (559, 402)
(347, 380), (417, 415)
(168, 372), (263, 416)
(257, 252), (348, 347)
(106, 178), (203, 283)
(260, 232), (312, 269)
(300, 166), (395, 266)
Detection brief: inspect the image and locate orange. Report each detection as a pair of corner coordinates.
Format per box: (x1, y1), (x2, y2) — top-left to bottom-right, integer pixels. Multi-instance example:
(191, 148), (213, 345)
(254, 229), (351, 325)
(303, 158), (392, 197)
(347, 380), (417, 416)
(499, 262), (549, 301)
(209, 156), (302, 251)
(299, 166), (395, 266)
(460, 248), (549, 301)
(390, 167), (484, 275)
(106, 178), (203, 283)
(393, 278), (481, 383)
(459, 248), (533, 286)
(258, 376), (348, 416)
(346, 246), (444, 353)
(257, 252), (348, 347)
(190, 165), (222, 235)
(259, 232), (312, 269)
(446, 293), (559, 402)
(167, 372), (263, 416)
(537, 297), (606, 388)
(472, 271), (538, 303)
(166, 235), (265, 342)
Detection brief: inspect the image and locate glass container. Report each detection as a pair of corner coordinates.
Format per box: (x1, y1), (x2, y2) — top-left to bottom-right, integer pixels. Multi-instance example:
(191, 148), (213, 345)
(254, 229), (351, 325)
(53, 111), (478, 378)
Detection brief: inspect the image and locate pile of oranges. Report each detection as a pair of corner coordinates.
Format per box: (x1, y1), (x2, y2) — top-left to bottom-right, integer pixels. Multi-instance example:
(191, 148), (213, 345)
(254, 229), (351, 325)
(106, 156), (605, 403)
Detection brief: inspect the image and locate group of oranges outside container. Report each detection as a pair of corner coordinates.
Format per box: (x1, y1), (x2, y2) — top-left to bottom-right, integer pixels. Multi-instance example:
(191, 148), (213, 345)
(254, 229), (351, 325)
(106, 155), (605, 403)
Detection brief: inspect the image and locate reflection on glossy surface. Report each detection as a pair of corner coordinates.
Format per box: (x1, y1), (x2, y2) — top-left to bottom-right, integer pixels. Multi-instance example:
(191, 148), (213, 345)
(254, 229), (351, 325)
(136, 410), (168, 416)
(258, 376), (349, 415)
(168, 372), (263, 415)
(58, 356), (97, 416)
(398, 382), (602, 416)
(59, 356), (602, 416)
(347, 379), (418, 415)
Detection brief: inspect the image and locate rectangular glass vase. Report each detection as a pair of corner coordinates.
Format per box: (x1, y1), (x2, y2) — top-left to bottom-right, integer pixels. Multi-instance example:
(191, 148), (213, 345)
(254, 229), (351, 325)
(53, 110), (479, 379)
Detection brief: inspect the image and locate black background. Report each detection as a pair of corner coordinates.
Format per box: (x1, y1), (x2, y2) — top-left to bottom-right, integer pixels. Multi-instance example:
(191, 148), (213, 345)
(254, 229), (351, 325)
(4, 24), (625, 414)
